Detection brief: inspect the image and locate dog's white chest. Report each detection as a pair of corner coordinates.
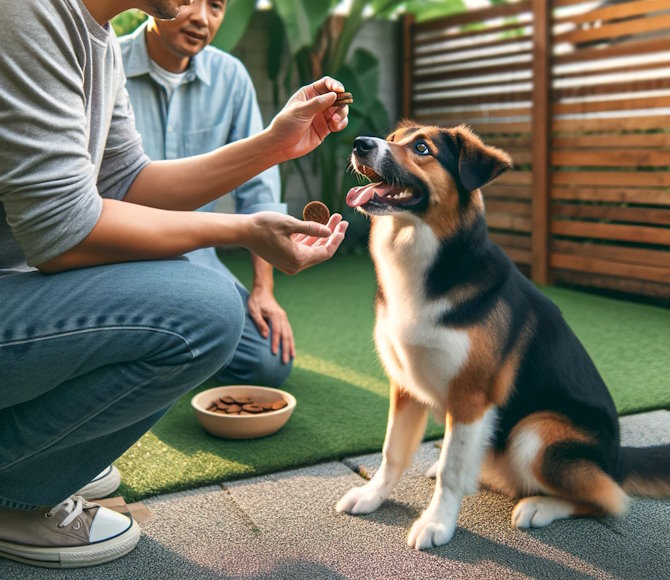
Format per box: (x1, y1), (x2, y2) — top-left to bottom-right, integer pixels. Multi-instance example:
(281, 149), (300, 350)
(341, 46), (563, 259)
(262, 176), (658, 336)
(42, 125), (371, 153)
(371, 219), (470, 408)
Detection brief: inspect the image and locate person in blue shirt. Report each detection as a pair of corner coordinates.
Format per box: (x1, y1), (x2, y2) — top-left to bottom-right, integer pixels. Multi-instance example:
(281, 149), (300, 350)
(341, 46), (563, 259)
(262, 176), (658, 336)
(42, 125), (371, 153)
(120, 0), (294, 389)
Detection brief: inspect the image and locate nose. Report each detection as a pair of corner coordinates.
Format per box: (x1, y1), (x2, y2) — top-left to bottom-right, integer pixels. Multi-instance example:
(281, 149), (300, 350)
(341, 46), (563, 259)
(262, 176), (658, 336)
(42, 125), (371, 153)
(353, 136), (377, 156)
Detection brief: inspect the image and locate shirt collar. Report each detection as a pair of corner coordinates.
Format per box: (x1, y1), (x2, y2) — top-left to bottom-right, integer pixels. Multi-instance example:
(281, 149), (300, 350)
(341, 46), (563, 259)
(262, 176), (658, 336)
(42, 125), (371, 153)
(123, 21), (212, 86)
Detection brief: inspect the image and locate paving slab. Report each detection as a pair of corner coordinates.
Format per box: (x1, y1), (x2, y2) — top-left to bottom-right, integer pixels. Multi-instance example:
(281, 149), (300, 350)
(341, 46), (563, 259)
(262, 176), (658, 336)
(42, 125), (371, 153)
(0, 411), (668, 579)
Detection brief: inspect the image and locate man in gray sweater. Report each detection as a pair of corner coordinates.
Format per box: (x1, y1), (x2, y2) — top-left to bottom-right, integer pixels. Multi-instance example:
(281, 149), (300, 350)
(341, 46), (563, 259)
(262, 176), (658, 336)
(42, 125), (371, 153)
(0, 0), (349, 568)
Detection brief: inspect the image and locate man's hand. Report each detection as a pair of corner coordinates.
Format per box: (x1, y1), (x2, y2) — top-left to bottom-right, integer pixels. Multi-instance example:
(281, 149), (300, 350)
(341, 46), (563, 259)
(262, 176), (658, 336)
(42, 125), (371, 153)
(242, 212), (348, 276)
(248, 287), (295, 364)
(268, 76), (349, 162)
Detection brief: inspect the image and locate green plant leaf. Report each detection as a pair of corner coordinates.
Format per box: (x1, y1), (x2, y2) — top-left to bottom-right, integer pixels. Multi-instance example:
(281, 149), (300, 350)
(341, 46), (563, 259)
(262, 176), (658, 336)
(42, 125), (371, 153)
(111, 9), (147, 37)
(405, 0), (466, 22)
(211, 0), (257, 53)
(272, 0), (331, 57)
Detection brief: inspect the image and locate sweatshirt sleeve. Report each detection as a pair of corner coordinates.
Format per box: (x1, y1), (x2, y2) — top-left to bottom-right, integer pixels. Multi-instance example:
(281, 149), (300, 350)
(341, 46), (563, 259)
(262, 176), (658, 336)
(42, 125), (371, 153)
(0, 1), (105, 266)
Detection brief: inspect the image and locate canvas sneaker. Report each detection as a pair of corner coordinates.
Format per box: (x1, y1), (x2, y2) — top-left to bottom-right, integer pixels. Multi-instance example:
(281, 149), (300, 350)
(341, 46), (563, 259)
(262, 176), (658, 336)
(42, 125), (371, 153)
(75, 465), (121, 500)
(0, 496), (140, 568)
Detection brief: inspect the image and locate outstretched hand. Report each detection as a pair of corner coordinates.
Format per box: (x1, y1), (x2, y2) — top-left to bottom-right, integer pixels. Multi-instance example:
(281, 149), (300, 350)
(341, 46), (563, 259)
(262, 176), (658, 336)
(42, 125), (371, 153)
(244, 212), (348, 276)
(269, 76), (350, 162)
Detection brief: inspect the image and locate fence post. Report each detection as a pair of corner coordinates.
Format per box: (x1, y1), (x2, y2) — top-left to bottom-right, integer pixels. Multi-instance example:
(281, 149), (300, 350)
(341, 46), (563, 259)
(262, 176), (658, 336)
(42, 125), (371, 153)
(531, 0), (551, 285)
(402, 12), (415, 119)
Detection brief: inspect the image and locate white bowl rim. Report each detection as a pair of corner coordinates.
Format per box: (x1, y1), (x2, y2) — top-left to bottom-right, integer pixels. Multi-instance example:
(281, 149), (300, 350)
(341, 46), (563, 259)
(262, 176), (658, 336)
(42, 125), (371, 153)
(191, 385), (296, 419)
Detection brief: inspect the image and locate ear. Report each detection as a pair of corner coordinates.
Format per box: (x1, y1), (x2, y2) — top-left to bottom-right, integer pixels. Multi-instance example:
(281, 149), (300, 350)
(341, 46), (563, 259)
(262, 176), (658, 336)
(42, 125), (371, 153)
(454, 126), (512, 192)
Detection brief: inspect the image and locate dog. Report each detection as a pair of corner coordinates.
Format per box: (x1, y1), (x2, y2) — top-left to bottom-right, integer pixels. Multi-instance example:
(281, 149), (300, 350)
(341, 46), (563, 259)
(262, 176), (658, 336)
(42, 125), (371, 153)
(335, 122), (670, 550)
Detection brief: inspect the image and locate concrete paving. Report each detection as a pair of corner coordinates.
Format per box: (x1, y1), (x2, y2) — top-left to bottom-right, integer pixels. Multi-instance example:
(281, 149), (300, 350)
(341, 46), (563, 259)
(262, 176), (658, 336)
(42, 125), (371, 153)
(1, 411), (668, 579)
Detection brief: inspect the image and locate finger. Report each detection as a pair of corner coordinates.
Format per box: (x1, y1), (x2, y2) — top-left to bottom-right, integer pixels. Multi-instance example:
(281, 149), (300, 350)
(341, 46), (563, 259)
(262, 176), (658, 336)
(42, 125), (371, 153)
(282, 319), (295, 364)
(269, 314), (282, 355)
(310, 214), (344, 247)
(328, 115), (349, 134)
(298, 91), (338, 117)
(290, 218), (332, 238)
(311, 76), (344, 96)
(250, 308), (269, 338)
(330, 104), (349, 124)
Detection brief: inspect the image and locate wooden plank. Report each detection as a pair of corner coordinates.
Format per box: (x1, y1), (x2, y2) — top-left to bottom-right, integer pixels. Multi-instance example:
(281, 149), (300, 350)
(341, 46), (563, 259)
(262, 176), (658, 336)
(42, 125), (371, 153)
(415, 48), (532, 71)
(483, 184), (532, 200)
(414, 90), (532, 109)
(498, 171), (533, 186)
(489, 232), (532, 249)
(414, 20), (531, 48)
(555, 59), (670, 81)
(555, 0), (670, 27)
(551, 203), (670, 225)
(554, 77), (670, 100)
(553, 133), (670, 149)
(551, 220), (670, 245)
(415, 1), (532, 32)
(553, 115), (670, 133)
(413, 106), (532, 124)
(403, 12), (415, 118)
(552, 186), (670, 205)
(552, 269), (670, 299)
(502, 247), (532, 264)
(552, 239), (670, 269)
(554, 96), (670, 116)
(552, 171), (670, 187)
(551, 253), (670, 283)
(554, 13), (670, 46)
(532, 0), (551, 285)
(486, 200), (532, 216)
(416, 33), (532, 59)
(554, 38), (670, 66)
(466, 121), (533, 134)
(487, 212), (532, 232)
(552, 150), (670, 167)
(413, 60), (531, 83)
(414, 76), (531, 95)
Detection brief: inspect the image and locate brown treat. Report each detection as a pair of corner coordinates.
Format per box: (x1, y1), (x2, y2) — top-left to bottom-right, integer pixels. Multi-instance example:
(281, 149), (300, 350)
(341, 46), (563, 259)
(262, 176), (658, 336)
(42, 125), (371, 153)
(302, 201), (330, 225)
(207, 403), (218, 411)
(232, 395), (253, 405)
(216, 402), (229, 411)
(271, 399), (288, 411)
(260, 401), (274, 411)
(242, 403), (264, 414)
(335, 91), (353, 106)
(225, 404), (242, 414)
(220, 396), (235, 405)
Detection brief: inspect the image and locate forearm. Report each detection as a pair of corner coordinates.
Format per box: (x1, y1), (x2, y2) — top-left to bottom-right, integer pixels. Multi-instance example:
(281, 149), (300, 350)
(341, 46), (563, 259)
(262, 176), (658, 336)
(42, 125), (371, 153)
(124, 128), (285, 211)
(251, 253), (275, 292)
(38, 198), (252, 272)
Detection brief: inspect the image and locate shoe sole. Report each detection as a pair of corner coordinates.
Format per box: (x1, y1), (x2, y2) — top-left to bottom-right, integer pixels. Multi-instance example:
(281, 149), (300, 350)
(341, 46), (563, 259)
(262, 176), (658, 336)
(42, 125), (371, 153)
(0, 517), (140, 568)
(76, 465), (122, 500)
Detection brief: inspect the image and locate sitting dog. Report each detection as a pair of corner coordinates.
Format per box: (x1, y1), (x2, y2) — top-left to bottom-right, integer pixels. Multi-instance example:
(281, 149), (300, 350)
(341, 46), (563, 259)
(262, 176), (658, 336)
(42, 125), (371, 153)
(336, 122), (670, 550)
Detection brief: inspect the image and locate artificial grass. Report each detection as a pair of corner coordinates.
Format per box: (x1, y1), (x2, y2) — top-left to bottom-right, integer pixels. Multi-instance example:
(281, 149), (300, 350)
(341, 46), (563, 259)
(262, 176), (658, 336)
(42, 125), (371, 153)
(116, 253), (670, 502)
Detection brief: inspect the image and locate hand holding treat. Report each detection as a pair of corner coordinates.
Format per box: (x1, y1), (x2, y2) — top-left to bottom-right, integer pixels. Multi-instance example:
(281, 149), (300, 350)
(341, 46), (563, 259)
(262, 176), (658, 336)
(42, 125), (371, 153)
(335, 92), (353, 107)
(303, 201), (331, 225)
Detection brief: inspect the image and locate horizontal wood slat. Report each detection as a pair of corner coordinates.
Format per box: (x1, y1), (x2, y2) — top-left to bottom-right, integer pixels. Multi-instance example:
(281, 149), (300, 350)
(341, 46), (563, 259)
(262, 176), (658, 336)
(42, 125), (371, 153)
(552, 150), (670, 167)
(552, 220), (670, 246)
(551, 253), (670, 283)
(552, 186), (670, 206)
(551, 203), (670, 225)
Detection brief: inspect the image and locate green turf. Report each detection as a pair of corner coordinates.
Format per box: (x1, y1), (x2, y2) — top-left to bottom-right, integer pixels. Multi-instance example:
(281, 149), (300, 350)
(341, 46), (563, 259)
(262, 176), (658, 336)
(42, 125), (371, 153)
(116, 253), (670, 502)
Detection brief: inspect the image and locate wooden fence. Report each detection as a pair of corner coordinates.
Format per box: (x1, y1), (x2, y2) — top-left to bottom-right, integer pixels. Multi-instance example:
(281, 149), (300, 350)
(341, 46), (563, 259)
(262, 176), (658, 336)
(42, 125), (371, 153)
(403, 0), (670, 299)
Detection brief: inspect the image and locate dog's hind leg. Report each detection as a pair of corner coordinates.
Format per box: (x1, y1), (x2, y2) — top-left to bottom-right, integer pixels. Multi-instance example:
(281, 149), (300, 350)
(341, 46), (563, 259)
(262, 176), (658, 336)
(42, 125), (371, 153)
(336, 381), (428, 515)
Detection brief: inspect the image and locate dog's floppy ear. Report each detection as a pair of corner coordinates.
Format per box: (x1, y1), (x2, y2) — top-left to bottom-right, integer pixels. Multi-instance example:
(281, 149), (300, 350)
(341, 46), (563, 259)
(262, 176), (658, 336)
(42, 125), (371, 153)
(453, 126), (512, 192)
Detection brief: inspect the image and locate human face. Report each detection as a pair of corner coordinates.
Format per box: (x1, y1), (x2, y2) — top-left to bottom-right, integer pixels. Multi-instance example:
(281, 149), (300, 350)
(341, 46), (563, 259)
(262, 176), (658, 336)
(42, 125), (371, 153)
(150, 0), (226, 62)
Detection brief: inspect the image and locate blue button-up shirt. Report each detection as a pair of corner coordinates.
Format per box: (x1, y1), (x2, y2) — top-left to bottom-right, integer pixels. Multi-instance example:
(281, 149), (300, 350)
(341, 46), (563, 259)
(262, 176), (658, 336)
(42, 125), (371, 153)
(119, 22), (284, 221)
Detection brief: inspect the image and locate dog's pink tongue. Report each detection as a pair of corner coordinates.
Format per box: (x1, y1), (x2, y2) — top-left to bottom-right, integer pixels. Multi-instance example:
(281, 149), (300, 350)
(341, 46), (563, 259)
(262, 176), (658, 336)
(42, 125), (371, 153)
(346, 182), (398, 207)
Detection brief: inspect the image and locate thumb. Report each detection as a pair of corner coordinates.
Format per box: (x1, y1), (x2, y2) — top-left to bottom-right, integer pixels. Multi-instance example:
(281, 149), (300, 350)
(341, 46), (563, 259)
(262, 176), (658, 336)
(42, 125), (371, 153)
(290, 218), (331, 238)
(298, 92), (337, 117)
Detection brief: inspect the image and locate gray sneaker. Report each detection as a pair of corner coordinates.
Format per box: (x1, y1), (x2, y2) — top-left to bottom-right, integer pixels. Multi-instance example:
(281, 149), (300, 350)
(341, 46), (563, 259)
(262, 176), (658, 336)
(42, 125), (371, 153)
(0, 496), (140, 568)
(76, 465), (122, 500)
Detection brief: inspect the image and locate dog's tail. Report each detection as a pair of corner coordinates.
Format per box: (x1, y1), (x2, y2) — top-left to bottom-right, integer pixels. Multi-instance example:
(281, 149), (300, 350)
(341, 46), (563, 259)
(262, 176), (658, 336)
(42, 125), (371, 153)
(620, 445), (670, 498)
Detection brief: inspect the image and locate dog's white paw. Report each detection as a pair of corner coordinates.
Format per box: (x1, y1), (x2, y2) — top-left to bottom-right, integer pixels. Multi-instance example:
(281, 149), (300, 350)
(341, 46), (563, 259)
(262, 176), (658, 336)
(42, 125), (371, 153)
(407, 509), (456, 550)
(512, 496), (575, 529)
(425, 460), (438, 479)
(336, 484), (385, 515)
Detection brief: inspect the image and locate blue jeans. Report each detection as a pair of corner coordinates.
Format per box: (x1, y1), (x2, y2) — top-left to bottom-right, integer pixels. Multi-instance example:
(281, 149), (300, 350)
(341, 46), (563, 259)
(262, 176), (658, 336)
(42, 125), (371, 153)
(0, 260), (246, 509)
(186, 247), (293, 388)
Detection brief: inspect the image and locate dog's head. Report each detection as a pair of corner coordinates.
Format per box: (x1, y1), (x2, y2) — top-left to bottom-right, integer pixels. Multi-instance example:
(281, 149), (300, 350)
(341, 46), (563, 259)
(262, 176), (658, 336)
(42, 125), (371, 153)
(347, 122), (512, 236)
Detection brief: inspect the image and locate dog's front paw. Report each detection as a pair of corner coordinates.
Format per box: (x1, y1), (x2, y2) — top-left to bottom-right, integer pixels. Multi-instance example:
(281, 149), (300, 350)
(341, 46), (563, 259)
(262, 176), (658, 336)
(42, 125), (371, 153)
(336, 484), (385, 515)
(425, 460), (438, 479)
(407, 509), (456, 550)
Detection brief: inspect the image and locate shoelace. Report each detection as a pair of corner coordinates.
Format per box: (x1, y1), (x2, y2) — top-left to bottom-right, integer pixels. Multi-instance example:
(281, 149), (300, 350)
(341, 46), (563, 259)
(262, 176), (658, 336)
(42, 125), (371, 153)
(46, 496), (85, 528)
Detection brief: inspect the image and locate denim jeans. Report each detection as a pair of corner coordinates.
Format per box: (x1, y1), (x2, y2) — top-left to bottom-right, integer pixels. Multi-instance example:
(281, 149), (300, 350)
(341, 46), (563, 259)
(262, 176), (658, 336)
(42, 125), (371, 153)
(0, 259), (245, 509)
(185, 247), (293, 388)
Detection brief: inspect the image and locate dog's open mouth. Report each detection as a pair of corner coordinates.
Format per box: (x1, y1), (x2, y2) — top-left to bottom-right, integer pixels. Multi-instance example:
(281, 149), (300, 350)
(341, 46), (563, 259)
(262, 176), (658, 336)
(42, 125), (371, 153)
(346, 166), (422, 211)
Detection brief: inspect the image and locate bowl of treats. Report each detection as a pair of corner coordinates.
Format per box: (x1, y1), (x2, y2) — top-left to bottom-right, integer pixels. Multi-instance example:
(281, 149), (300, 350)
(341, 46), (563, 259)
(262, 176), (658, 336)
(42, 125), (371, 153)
(191, 385), (296, 439)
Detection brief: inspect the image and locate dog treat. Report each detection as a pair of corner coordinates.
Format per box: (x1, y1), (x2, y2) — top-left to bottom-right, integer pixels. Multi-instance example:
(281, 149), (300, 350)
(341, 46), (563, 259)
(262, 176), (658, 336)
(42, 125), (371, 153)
(335, 91), (353, 107)
(302, 201), (330, 225)
(207, 397), (288, 416)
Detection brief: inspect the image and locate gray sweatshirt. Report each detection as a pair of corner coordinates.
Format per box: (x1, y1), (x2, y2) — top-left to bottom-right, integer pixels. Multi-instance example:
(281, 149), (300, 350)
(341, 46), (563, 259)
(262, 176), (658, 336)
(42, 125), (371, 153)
(0, 0), (149, 273)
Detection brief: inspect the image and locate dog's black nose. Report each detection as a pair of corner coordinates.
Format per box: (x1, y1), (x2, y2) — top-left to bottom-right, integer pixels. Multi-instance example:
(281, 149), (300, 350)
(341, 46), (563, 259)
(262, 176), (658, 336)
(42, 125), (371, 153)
(353, 136), (377, 156)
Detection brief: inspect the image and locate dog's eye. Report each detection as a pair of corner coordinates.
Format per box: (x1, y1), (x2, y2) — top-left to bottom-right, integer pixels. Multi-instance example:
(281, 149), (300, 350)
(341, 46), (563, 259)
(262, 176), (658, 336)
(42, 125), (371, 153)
(414, 142), (430, 155)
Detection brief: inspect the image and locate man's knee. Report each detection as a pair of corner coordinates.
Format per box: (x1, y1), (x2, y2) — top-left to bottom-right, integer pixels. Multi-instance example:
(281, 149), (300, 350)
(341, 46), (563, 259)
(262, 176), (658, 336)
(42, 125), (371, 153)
(251, 348), (293, 388)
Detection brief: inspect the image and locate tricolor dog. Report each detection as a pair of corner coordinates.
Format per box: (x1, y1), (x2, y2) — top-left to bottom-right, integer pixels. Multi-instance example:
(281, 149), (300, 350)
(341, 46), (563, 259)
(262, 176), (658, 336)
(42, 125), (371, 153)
(335, 122), (670, 550)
